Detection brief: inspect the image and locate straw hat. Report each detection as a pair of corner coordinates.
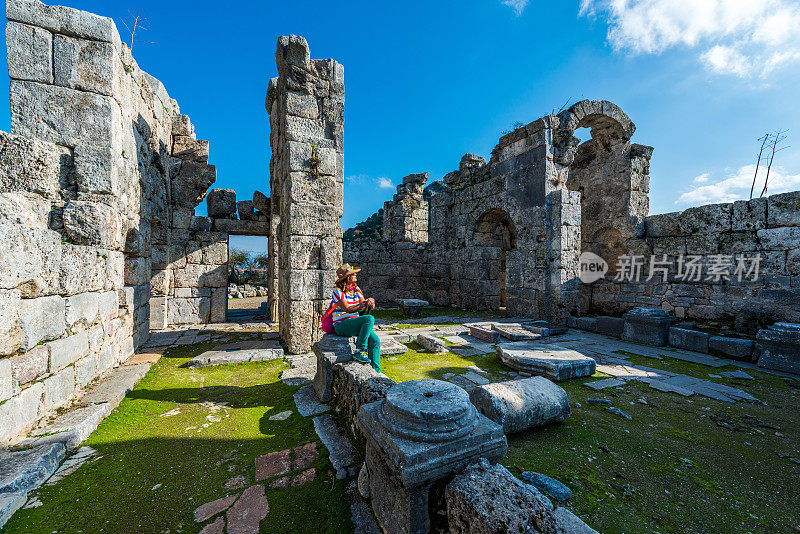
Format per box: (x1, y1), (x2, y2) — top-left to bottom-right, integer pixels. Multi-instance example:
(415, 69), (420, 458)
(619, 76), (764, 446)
(336, 263), (361, 283)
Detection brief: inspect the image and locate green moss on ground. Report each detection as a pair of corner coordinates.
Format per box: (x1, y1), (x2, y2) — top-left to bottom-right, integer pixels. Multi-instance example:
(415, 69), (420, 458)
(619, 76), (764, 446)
(3, 337), (351, 534)
(381, 339), (800, 533)
(381, 342), (507, 384)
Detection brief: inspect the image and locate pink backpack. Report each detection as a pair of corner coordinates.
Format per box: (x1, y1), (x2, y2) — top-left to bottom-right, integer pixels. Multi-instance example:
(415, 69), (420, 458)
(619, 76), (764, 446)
(321, 293), (338, 334)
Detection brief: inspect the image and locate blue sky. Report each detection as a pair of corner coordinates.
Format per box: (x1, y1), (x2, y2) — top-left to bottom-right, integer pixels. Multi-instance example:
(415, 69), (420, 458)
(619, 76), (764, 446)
(3, 0), (800, 254)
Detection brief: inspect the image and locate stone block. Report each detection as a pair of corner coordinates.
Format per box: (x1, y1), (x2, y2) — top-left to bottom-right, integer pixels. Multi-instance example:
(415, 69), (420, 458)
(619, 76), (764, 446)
(65, 292), (100, 330)
(445, 458), (558, 534)
(73, 144), (119, 195)
(497, 342), (596, 381)
(396, 298), (429, 317)
(41, 366), (75, 412)
(622, 307), (672, 346)
(53, 34), (117, 96)
(63, 201), (124, 249)
(576, 316), (598, 332)
(467, 323), (500, 342)
(74, 352), (98, 387)
(8, 345), (48, 385)
(168, 297), (210, 324)
(758, 227), (800, 251)
(416, 333), (447, 352)
(767, 191), (800, 228)
(732, 197), (766, 231)
(0, 290), (24, 357)
(206, 188), (237, 218)
(313, 334), (358, 402)
(595, 316), (624, 337)
(0, 442), (65, 498)
(7, 0), (121, 43)
(756, 322), (800, 374)
(47, 330), (89, 372)
(11, 80), (121, 149)
(237, 200), (257, 221)
(149, 297), (168, 330)
(172, 135), (209, 162)
(469, 376), (570, 434)
(709, 336), (755, 360)
(0, 132), (66, 200)
(0, 381), (43, 442)
(172, 161), (216, 209)
(6, 21), (52, 83)
(203, 241), (228, 266)
(19, 295), (66, 351)
(253, 190), (270, 213)
(173, 263), (227, 288)
(668, 327), (709, 353)
(0, 358), (14, 403)
(645, 212), (682, 237)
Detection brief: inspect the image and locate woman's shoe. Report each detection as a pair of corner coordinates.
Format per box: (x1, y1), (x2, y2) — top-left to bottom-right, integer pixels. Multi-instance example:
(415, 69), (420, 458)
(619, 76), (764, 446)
(352, 350), (370, 364)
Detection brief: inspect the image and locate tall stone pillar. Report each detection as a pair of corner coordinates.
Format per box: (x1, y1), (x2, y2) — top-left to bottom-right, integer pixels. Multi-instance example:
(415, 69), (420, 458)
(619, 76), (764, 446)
(545, 189), (581, 323)
(266, 35), (344, 354)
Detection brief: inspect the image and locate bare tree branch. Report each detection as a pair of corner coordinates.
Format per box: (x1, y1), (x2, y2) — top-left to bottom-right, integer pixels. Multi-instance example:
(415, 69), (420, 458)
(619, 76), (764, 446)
(122, 11), (155, 52)
(760, 129), (789, 198)
(750, 133), (769, 200)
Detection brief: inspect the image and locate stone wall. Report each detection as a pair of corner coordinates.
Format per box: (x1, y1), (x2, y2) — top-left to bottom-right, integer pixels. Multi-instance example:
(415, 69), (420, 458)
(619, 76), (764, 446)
(267, 35), (345, 354)
(585, 191), (800, 323)
(345, 99), (800, 325)
(345, 101), (644, 322)
(0, 0), (230, 443)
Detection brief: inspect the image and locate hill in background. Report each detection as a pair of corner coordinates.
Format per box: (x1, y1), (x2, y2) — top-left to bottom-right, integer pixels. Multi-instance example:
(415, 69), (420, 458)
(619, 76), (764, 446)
(343, 180), (446, 243)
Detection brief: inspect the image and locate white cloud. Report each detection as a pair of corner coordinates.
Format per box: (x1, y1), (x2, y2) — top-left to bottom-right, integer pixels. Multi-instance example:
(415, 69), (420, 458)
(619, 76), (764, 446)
(502, 0), (529, 16)
(580, 0), (800, 78)
(701, 45), (751, 77)
(677, 164), (800, 205)
(346, 174), (395, 190)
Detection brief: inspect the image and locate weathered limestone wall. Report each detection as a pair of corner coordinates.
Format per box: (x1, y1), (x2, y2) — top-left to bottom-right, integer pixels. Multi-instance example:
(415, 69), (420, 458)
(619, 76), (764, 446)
(345, 103), (643, 321)
(0, 0), (223, 443)
(267, 35), (345, 354)
(585, 191), (800, 323)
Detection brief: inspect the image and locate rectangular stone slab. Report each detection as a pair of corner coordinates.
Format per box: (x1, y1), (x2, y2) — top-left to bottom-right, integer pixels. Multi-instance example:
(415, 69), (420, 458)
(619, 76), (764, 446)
(492, 324), (543, 342)
(496, 342), (596, 381)
(467, 324), (500, 343)
(186, 340), (284, 367)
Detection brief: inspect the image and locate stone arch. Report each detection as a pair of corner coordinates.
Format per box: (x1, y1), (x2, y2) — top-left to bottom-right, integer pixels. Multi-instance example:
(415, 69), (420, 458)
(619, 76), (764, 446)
(468, 208), (518, 309)
(473, 208), (517, 250)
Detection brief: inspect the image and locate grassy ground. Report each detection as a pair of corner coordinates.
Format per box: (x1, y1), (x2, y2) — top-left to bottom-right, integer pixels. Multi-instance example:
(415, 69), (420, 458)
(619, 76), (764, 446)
(381, 342), (507, 383)
(3, 333), (351, 534)
(6, 320), (798, 534)
(382, 343), (800, 533)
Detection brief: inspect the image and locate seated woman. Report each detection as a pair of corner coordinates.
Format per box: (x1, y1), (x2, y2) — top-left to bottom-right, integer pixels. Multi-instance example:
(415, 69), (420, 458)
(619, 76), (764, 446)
(330, 263), (381, 372)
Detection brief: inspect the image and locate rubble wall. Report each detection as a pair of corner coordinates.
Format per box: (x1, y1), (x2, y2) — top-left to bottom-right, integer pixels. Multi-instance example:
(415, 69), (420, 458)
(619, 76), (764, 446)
(345, 114), (589, 320)
(585, 191), (800, 323)
(0, 0), (219, 443)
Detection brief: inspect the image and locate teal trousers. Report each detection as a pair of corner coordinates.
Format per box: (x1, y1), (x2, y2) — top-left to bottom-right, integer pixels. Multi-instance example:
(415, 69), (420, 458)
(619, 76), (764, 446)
(333, 314), (381, 372)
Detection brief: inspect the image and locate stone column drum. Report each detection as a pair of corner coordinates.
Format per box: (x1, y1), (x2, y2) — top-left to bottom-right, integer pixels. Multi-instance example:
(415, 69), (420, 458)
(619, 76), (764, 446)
(356, 379), (507, 534)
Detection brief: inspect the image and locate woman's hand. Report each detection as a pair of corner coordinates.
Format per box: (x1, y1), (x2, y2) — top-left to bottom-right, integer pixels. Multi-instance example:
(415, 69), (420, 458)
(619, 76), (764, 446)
(365, 297), (376, 310)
